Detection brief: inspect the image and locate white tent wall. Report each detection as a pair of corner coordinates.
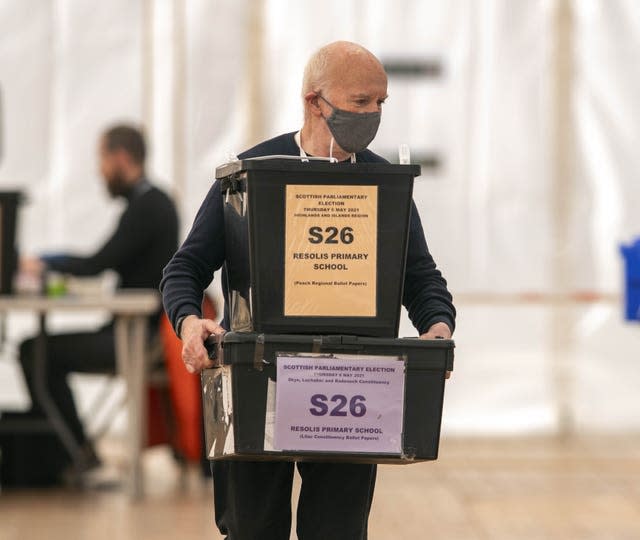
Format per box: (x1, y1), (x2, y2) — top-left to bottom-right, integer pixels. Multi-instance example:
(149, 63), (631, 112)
(181, 0), (253, 227)
(0, 0), (638, 434)
(2, 1), (145, 255)
(568, 0), (640, 431)
(0, 2), (54, 255)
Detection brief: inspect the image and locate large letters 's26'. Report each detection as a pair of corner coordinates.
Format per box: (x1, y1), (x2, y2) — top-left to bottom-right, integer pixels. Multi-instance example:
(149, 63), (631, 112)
(308, 226), (354, 244)
(309, 394), (367, 417)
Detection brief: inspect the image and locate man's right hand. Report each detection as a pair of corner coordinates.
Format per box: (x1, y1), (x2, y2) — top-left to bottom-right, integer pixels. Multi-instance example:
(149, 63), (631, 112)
(180, 315), (225, 374)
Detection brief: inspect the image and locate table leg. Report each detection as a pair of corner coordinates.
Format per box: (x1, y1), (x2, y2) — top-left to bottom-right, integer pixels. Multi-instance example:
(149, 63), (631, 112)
(129, 315), (148, 499)
(114, 316), (130, 379)
(114, 316), (144, 499)
(114, 315), (149, 499)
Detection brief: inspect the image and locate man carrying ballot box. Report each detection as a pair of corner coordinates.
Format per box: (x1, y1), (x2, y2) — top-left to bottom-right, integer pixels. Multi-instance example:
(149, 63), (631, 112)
(161, 41), (456, 540)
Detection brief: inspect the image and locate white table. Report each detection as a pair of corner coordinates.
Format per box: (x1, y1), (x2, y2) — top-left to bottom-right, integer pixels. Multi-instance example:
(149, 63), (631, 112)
(0, 290), (160, 499)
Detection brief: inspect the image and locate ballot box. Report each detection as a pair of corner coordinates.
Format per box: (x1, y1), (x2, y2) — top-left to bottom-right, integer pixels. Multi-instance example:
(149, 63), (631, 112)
(202, 332), (454, 464)
(216, 157), (421, 338)
(0, 191), (23, 294)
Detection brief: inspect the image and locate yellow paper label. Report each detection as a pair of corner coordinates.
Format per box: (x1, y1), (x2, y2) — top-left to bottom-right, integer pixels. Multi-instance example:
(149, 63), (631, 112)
(284, 184), (378, 317)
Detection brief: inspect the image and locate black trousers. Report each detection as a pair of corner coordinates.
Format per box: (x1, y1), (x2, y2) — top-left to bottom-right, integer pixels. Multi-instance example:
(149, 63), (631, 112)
(212, 460), (377, 540)
(18, 324), (116, 447)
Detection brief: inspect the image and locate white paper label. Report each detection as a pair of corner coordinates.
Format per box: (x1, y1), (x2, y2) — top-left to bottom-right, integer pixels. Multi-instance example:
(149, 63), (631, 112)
(274, 354), (405, 454)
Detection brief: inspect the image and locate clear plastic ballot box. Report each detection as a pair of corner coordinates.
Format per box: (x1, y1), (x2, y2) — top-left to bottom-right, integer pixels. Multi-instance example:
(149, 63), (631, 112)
(216, 157), (421, 338)
(202, 332), (454, 464)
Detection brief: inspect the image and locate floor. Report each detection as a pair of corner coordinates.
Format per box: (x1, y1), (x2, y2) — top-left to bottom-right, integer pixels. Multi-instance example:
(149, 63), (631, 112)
(1, 436), (639, 540)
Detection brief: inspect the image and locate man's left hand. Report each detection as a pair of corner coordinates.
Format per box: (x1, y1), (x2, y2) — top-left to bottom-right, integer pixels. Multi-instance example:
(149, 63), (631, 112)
(19, 256), (45, 278)
(420, 322), (452, 379)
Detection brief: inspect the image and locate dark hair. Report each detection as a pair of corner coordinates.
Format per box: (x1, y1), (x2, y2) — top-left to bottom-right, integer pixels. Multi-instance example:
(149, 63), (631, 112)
(103, 124), (146, 165)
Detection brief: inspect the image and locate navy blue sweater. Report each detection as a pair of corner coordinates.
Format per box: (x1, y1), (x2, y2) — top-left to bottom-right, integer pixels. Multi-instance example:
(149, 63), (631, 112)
(160, 132), (455, 334)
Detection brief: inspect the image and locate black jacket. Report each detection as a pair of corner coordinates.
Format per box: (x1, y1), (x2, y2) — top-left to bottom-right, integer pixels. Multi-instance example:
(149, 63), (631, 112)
(45, 178), (179, 293)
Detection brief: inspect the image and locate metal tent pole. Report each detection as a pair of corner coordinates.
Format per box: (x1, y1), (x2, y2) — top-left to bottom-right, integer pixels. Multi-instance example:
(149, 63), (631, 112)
(551, 0), (575, 437)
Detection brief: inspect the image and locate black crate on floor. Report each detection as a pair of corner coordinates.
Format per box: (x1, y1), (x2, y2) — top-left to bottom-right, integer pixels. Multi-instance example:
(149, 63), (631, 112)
(202, 332), (454, 464)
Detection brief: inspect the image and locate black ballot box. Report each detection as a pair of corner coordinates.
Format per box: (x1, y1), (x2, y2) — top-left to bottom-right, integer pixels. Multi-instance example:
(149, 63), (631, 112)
(0, 191), (23, 294)
(216, 157), (421, 337)
(202, 332), (454, 464)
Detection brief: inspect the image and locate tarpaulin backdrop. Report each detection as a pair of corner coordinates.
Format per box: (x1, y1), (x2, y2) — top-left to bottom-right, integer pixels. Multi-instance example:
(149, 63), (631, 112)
(0, 0), (639, 433)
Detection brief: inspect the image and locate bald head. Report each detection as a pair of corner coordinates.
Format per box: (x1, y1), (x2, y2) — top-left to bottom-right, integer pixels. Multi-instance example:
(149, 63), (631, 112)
(299, 41), (388, 159)
(302, 41), (387, 98)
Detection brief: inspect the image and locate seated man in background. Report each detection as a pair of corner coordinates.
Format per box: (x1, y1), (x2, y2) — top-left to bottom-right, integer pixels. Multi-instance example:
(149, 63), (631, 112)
(12, 124), (179, 479)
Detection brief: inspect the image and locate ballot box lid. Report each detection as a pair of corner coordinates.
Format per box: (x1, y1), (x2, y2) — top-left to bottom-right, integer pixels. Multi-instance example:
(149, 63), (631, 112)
(221, 332), (455, 372)
(215, 156), (422, 184)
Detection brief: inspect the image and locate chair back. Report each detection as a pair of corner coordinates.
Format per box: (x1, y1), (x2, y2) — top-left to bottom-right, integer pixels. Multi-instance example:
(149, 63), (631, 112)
(158, 294), (218, 462)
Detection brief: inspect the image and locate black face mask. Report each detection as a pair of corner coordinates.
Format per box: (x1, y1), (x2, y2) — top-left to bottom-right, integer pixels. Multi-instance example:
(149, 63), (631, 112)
(318, 95), (381, 153)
